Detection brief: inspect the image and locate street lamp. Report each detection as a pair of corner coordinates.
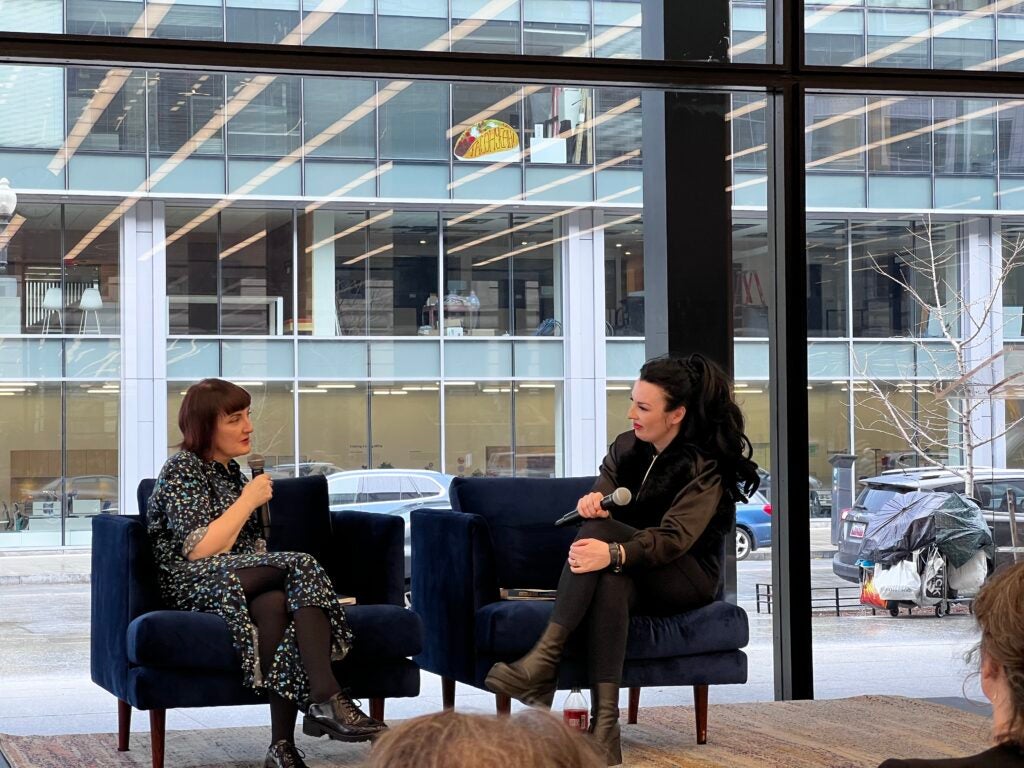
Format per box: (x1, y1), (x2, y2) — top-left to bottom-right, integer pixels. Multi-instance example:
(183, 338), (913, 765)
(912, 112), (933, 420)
(0, 178), (16, 274)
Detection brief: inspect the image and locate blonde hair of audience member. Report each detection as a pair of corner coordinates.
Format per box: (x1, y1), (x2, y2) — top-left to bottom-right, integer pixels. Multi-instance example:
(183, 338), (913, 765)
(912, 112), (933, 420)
(364, 710), (606, 768)
(971, 561), (1024, 749)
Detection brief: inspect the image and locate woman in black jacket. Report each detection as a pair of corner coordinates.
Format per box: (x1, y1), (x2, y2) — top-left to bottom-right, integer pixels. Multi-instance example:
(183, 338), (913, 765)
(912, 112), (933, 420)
(879, 561), (1024, 768)
(486, 354), (759, 766)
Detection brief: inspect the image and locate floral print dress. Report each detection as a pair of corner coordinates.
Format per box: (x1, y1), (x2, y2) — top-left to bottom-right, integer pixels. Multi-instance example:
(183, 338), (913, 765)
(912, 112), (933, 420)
(146, 450), (352, 704)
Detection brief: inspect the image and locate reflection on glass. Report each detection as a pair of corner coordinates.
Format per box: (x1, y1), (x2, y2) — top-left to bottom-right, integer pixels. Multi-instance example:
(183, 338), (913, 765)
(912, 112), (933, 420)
(604, 219), (644, 337)
(167, 207), (218, 335)
(0, 383), (61, 546)
(807, 221), (848, 338)
(1, 204), (61, 336)
(733, 219), (770, 338)
(149, 71), (225, 156)
(851, 220), (960, 338)
(66, 382), (119, 545)
(807, 382), (850, 490)
(805, 2), (1021, 71)
(220, 210), (293, 336)
(445, 215), (512, 336)
(370, 382), (441, 470)
(444, 214), (561, 337)
(853, 385), (954, 479)
(65, 205), (121, 335)
(445, 381), (512, 478)
(515, 383), (562, 478)
(606, 382), (633, 447)
(368, 213), (440, 337)
(298, 383), (369, 470)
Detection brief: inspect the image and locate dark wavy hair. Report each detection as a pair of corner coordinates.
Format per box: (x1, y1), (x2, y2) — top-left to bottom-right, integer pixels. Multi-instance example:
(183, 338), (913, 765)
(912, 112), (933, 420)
(178, 378), (251, 459)
(639, 354), (760, 502)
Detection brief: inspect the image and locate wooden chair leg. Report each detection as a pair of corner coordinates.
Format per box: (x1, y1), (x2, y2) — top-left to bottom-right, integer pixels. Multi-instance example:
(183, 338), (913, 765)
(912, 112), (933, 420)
(495, 693), (511, 716)
(370, 697), (385, 722)
(627, 687), (640, 725)
(149, 709), (166, 768)
(693, 684), (708, 745)
(442, 676), (456, 710)
(117, 699), (131, 751)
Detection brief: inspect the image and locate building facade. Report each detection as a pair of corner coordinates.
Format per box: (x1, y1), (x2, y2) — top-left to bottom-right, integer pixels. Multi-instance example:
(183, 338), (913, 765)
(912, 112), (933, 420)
(2, 1), (1024, 547)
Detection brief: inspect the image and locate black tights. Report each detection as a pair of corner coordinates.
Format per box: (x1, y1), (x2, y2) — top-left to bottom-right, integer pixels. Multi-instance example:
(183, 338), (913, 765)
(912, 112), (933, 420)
(236, 566), (342, 744)
(548, 519), (714, 685)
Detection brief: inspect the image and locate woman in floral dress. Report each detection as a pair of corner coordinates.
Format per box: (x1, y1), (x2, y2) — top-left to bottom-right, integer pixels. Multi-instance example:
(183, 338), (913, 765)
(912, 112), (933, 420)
(147, 379), (385, 768)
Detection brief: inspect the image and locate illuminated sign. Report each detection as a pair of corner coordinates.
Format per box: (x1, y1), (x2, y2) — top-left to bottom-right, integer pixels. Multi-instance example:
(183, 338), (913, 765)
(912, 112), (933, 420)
(453, 119), (520, 161)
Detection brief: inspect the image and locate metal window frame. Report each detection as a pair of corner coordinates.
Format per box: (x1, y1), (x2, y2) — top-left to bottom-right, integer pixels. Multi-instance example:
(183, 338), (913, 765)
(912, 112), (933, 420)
(6, 0), (1024, 703)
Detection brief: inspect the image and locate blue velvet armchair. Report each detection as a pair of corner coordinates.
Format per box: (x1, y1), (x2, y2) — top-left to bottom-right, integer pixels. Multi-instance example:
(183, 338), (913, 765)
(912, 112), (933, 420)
(91, 474), (421, 768)
(411, 476), (749, 744)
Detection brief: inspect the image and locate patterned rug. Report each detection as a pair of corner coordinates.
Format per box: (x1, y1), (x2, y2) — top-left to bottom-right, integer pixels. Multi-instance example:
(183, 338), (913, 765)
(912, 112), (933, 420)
(0, 696), (991, 768)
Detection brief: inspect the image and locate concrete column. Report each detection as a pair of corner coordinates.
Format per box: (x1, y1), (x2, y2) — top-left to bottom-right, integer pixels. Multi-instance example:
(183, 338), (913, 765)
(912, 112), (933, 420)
(563, 209), (606, 477)
(311, 212), (337, 336)
(120, 201), (167, 512)
(961, 216), (1005, 468)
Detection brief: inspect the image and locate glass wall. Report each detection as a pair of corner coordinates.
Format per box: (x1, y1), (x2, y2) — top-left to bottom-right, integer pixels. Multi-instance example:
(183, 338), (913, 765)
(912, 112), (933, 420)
(0, 0), (774, 63)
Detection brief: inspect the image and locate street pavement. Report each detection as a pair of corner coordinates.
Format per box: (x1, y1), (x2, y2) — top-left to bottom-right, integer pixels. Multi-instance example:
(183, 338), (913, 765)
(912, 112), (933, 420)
(0, 553), (987, 737)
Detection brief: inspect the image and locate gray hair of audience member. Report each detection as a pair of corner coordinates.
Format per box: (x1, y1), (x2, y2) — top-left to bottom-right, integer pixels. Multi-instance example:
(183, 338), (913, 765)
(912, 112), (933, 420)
(969, 560), (1024, 748)
(363, 709), (606, 768)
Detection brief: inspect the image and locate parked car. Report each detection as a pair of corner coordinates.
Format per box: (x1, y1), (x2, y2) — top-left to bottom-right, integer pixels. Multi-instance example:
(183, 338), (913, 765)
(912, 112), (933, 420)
(832, 467), (1024, 583)
(757, 469), (830, 517)
(22, 475), (119, 517)
(265, 461), (344, 480)
(735, 490), (772, 561)
(327, 469), (455, 580)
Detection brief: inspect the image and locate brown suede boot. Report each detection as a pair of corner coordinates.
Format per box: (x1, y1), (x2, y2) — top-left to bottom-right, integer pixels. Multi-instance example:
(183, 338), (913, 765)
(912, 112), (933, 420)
(484, 623), (570, 708)
(591, 682), (622, 766)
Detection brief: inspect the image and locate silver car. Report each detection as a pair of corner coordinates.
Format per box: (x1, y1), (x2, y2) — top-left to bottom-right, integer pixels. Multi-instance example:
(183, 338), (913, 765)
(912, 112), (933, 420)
(327, 469), (455, 581)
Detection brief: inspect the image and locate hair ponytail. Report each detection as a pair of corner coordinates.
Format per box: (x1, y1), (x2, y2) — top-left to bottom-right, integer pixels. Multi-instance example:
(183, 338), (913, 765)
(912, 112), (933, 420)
(639, 354), (760, 501)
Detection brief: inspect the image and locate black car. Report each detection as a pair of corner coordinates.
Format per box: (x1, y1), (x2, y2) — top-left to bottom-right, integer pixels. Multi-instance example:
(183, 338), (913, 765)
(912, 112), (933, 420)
(832, 468), (1024, 583)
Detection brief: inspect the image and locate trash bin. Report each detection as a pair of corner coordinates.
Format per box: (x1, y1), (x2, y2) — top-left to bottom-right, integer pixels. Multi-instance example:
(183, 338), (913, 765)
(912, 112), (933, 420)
(829, 453), (858, 546)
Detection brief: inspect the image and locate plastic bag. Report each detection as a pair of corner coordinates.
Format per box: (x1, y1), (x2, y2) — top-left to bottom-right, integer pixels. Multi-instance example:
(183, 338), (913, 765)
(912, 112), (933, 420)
(860, 566), (886, 608)
(874, 560), (921, 601)
(948, 549), (988, 596)
(922, 546), (945, 602)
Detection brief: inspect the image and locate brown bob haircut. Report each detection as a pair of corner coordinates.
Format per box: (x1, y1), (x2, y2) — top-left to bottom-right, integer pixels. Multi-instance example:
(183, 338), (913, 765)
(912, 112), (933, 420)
(178, 378), (251, 458)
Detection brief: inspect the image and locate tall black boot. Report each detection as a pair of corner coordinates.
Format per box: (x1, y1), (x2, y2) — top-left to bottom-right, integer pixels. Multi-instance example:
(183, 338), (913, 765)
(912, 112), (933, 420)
(591, 682), (622, 766)
(484, 623), (570, 708)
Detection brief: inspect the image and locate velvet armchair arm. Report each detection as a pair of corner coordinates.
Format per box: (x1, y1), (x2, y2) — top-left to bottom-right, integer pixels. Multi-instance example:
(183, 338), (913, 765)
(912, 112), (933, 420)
(328, 509), (406, 607)
(410, 508), (499, 683)
(90, 514), (162, 698)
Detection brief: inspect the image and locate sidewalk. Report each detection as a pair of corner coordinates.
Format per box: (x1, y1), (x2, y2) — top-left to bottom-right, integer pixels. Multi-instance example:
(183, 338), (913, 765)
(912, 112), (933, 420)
(0, 550), (91, 585)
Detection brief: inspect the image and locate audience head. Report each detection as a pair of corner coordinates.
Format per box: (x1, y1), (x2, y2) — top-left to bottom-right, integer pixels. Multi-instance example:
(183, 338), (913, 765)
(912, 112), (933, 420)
(364, 710), (605, 768)
(971, 561), (1024, 748)
(178, 378), (252, 460)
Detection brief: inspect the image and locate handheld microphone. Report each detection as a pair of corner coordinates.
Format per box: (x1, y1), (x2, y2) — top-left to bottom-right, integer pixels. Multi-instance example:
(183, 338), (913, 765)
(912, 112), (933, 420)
(248, 454), (271, 541)
(554, 487), (632, 528)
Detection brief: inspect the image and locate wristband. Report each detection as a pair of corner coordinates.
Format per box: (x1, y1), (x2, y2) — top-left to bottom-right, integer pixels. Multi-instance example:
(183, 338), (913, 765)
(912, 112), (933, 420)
(608, 542), (622, 573)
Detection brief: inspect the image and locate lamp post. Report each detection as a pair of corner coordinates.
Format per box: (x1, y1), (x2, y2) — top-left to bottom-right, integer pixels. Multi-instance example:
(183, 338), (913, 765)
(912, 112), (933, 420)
(0, 178), (17, 274)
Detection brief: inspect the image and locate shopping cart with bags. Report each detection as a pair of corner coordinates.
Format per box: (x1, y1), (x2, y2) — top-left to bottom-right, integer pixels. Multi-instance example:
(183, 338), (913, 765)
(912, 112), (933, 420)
(856, 491), (993, 618)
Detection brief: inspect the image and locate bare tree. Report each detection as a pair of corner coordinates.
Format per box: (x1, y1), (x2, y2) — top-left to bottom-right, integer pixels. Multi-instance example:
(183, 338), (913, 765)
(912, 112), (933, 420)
(852, 217), (1024, 497)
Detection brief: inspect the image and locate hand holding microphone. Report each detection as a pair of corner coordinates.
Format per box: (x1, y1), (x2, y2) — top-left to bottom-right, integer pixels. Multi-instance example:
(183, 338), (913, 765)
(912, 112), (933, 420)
(245, 454), (273, 540)
(554, 487), (632, 527)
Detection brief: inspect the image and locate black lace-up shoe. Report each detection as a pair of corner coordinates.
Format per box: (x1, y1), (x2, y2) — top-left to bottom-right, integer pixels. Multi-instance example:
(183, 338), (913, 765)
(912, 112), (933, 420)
(302, 693), (387, 742)
(264, 740), (308, 768)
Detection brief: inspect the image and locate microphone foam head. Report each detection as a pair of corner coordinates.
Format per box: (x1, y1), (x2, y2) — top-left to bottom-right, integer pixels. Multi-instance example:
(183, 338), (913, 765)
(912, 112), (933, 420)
(248, 454), (265, 470)
(612, 487), (632, 506)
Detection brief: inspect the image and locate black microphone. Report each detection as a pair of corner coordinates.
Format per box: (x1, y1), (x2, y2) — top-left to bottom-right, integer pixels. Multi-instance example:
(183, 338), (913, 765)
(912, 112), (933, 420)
(554, 487), (632, 527)
(248, 454), (271, 541)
